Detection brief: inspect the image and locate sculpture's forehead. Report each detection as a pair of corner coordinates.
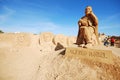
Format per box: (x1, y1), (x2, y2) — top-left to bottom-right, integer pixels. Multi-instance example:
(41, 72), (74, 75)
(86, 6), (92, 8)
(86, 6), (92, 10)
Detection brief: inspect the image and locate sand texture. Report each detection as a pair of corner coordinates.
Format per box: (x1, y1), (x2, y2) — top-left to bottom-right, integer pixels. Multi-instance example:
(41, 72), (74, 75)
(0, 32), (120, 80)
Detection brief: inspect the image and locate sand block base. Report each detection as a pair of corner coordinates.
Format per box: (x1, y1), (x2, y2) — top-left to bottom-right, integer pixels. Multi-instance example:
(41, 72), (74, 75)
(65, 47), (113, 64)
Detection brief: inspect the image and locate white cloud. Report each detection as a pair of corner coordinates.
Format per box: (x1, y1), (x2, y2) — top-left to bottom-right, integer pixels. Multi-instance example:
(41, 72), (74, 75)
(107, 13), (120, 21)
(99, 23), (120, 36)
(99, 13), (120, 33)
(34, 22), (77, 36)
(26, 1), (47, 9)
(0, 6), (15, 23)
(1, 21), (77, 36)
(100, 13), (120, 24)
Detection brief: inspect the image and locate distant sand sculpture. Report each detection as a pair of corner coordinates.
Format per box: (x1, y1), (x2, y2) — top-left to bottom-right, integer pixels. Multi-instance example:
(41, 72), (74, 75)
(53, 34), (68, 47)
(39, 32), (54, 45)
(0, 33), (31, 48)
(67, 36), (77, 46)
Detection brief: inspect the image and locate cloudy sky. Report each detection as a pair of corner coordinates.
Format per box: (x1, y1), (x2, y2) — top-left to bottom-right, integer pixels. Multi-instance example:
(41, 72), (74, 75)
(0, 0), (120, 36)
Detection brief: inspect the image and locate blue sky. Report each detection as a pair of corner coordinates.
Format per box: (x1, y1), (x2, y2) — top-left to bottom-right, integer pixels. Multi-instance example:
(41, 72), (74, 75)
(0, 0), (120, 36)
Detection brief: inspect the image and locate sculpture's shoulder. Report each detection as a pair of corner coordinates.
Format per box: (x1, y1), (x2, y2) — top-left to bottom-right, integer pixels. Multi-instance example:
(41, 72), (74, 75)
(81, 16), (86, 19)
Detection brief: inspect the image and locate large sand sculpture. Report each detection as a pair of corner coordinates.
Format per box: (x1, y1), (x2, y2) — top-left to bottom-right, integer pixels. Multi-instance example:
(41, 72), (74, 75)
(76, 6), (99, 48)
(0, 32), (120, 80)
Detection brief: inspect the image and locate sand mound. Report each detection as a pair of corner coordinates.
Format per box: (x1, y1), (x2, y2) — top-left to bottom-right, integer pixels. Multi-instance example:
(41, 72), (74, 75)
(0, 32), (120, 80)
(33, 50), (97, 80)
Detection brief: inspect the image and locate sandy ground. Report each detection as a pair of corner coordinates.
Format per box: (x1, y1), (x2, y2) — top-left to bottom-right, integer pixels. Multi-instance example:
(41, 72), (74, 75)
(0, 33), (120, 80)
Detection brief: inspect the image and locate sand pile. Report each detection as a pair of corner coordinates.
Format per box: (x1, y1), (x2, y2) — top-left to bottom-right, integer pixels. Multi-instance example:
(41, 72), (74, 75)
(0, 32), (120, 80)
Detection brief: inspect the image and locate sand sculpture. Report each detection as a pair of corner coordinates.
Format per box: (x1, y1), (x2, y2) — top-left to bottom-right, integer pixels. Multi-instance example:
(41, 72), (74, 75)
(67, 36), (77, 46)
(76, 6), (99, 48)
(39, 32), (54, 44)
(53, 34), (68, 47)
(0, 33), (31, 48)
(39, 32), (55, 51)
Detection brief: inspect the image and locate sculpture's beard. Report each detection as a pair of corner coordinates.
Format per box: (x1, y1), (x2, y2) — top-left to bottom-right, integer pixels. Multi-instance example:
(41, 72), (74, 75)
(85, 11), (92, 16)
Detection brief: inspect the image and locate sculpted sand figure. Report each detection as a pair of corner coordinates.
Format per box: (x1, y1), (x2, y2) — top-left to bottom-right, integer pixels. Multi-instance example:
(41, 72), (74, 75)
(76, 6), (100, 48)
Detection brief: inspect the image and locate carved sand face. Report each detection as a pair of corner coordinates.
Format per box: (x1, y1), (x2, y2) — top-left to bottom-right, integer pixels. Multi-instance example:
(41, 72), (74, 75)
(85, 6), (92, 15)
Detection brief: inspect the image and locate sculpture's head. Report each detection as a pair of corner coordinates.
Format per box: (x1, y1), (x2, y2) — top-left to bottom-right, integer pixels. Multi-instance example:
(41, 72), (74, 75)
(85, 6), (92, 15)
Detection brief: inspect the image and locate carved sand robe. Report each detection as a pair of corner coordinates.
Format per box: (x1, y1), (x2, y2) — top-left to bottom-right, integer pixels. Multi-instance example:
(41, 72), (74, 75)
(76, 6), (100, 48)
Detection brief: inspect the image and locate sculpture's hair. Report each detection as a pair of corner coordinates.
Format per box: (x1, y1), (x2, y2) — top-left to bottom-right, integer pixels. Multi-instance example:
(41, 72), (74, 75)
(86, 6), (92, 11)
(86, 6), (92, 8)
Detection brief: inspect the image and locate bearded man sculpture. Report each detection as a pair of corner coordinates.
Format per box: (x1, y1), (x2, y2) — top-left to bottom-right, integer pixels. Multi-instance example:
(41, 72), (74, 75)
(76, 6), (100, 48)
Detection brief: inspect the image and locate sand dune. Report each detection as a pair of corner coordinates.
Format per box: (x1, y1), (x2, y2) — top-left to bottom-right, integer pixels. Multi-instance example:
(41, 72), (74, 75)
(0, 32), (120, 80)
